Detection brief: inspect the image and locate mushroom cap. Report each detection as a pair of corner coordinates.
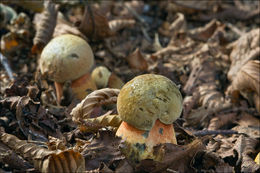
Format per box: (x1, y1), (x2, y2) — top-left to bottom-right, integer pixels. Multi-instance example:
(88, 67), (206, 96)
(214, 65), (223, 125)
(117, 74), (183, 131)
(40, 34), (94, 83)
(91, 66), (111, 89)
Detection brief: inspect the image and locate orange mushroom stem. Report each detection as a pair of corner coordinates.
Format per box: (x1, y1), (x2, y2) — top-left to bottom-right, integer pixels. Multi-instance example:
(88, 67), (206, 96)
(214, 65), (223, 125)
(116, 120), (176, 162)
(54, 72), (96, 103)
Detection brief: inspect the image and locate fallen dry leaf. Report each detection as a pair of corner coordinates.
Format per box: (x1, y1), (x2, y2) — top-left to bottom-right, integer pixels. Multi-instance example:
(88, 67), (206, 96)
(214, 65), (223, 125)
(0, 140), (33, 171)
(81, 130), (122, 171)
(134, 139), (205, 173)
(77, 5), (114, 41)
(126, 48), (148, 71)
(228, 60), (260, 114)
(32, 0), (59, 54)
(79, 114), (122, 133)
(0, 132), (85, 173)
(1, 1), (260, 172)
(192, 151), (234, 173)
(228, 28), (260, 81)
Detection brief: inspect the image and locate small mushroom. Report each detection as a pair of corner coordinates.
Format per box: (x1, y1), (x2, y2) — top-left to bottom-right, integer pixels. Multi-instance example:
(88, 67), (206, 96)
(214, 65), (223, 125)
(91, 66), (124, 89)
(116, 74), (183, 162)
(40, 34), (96, 102)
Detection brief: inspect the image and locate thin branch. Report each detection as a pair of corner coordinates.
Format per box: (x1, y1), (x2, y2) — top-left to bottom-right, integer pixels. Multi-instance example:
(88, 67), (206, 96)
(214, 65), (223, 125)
(193, 130), (238, 136)
(121, 2), (152, 42)
(122, 3), (146, 25)
(0, 52), (15, 81)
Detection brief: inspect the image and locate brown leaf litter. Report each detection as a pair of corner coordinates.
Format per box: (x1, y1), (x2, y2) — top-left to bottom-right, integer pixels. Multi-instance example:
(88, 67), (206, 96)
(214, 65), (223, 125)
(0, 1), (260, 172)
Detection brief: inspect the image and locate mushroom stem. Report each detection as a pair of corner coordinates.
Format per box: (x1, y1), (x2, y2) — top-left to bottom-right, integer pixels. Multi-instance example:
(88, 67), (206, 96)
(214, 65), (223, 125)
(116, 119), (177, 161)
(71, 72), (97, 100)
(54, 81), (64, 104)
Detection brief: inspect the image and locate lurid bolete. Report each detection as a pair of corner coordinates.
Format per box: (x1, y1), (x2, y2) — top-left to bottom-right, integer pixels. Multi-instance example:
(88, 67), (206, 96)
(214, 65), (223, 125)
(91, 66), (124, 89)
(116, 74), (183, 163)
(40, 34), (96, 103)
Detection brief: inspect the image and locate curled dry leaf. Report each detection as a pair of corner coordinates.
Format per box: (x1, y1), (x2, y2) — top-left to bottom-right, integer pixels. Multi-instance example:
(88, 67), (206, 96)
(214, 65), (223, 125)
(32, 0), (59, 54)
(53, 22), (86, 40)
(77, 5), (114, 41)
(126, 48), (148, 71)
(0, 141), (33, 170)
(228, 60), (260, 113)
(228, 28), (260, 81)
(52, 12), (86, 39)
(0, 132), (85, 173)
(109, 19), (136, 33)
(71, 88), (120, 124)
(79, 114), (122, 133)
(169, 13), (186, 33)
(159, 12), (187, 37)
(198, 84), (224, 109)
(41, 149), (85, 173)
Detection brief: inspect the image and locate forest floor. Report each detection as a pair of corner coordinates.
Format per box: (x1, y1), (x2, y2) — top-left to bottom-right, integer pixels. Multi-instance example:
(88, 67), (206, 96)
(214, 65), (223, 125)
(0, 0), (260, 172)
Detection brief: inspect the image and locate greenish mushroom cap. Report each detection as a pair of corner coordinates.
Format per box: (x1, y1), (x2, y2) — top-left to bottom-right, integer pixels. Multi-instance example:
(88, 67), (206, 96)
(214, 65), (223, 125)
(117, 74), (183, 131)
(91, 66), (111, 89)
(40, 34), (94, 83)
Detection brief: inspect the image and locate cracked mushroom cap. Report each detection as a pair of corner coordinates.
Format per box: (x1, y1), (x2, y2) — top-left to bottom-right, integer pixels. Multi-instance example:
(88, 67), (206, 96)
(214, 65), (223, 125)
(40, 34), (94, 83)
(117, 74), (183, 131)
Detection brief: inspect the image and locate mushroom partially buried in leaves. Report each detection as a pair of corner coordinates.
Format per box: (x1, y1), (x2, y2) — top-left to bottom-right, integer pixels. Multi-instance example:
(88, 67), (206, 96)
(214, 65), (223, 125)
(116, 74), (183, 163)
(91, 66), (124, 89)
(40, 34), (96, 102)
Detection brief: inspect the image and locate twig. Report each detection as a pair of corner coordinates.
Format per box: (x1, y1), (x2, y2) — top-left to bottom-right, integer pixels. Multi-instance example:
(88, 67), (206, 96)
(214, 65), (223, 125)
(122, 3), (146, 25)
(226, 23), (245, 36)
(27, 140), (47, 146)
(220, 106), (258, 116)
(0, 52), (15, 80)
(193, 130), (238, 136)
(141, 27), (152, 43)
(121, 2), (152, 42)
(57, 117), (72, 124)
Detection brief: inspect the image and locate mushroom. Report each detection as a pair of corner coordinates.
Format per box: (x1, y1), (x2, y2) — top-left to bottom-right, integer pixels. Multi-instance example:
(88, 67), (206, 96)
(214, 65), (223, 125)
(40, 34), (96, 102)
(116, 74), (183, 162)
(91, 66), (124, 89)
